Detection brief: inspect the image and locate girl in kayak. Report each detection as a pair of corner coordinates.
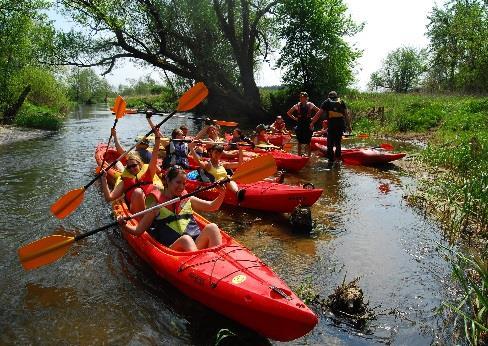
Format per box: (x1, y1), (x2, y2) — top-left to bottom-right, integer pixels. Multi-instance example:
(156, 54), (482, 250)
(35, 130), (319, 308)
(313, 120), (328, 137)
(254, 124), (272, 146)
(189, 142), (246, 203)
(101, 128), (163, 216)
(118, 165), (226, 251)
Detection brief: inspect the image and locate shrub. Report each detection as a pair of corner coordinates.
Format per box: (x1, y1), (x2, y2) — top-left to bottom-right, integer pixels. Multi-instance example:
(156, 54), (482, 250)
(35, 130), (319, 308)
(15, 102), (64, 130)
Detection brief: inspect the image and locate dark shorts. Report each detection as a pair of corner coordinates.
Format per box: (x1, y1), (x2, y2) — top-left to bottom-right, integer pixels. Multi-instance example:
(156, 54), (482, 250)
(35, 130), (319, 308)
(148, 227), (199, 247)
(295, 125), (313, 144)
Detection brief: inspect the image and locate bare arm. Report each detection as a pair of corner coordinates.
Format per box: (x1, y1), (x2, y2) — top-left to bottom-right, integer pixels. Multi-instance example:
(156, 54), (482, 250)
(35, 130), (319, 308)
(286, 106), (298, 121)
(189, 187), (226, 212)
(189, 141), (210, 170)
(101, 172), (125, 201)
(194, 125), (209, 140)
(148, 128), (162, 177)
(310, 108), (324, 128)
(118, 209), (159, 236)
(111, 128), (125, 155)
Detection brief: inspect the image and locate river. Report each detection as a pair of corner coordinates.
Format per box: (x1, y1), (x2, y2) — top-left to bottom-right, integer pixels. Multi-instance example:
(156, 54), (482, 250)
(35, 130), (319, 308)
(0, 104), (459, 345)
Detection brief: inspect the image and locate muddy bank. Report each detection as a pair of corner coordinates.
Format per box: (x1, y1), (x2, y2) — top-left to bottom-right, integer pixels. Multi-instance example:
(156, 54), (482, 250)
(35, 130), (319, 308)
(0, 125), (53, 146)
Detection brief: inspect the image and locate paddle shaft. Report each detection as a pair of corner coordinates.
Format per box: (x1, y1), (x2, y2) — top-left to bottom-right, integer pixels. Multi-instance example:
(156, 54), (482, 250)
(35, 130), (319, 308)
(83, 110), (177, 190)
(75, 177), (231, 241)
(99, 118), (119, 169)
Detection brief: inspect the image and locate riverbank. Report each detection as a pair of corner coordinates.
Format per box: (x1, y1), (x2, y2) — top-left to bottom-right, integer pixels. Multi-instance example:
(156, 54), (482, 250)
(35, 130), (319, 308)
(0, 125), (53, 146)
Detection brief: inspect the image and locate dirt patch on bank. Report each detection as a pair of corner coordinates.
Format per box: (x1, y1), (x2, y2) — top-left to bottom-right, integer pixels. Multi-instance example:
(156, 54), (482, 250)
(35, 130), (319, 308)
(0, 125), (52, 146)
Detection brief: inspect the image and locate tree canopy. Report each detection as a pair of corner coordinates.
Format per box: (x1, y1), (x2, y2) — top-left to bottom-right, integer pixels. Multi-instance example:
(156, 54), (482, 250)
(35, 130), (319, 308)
(53, 0), (280, 117)
(426, 0), (488, 93)
(276, 0), (362, 100)
(369, 47), (427, 93)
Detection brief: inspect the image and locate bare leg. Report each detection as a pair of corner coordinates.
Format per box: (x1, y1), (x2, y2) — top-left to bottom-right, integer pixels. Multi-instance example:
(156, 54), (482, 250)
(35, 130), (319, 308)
(129, 188), (146, 218)
(195, 223), (222, 249)
(227, 181), (239, 195)
(170, 235), (198, 252)
(306, 144), (311, 157)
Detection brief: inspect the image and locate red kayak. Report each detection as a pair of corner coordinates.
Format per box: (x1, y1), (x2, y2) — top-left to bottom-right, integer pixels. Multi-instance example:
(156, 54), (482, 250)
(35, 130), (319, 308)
(95, 151), (318, 341)
(315, 143), (406, 165)
(310, 137), (327, 151)
(184, 174), (323, 213)
(111, 202), (317, 341)
(267, 132), (292, 147)
(251, 148), (309, 172)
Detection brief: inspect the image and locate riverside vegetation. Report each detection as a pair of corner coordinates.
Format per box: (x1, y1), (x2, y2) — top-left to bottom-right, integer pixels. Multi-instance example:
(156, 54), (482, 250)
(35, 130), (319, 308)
(345, 92), (487, 343)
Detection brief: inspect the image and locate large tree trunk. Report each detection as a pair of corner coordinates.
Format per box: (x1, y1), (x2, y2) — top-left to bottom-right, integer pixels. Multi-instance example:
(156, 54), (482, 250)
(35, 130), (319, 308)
(203, 81), (266, 120)
(3, 85), (31, 124)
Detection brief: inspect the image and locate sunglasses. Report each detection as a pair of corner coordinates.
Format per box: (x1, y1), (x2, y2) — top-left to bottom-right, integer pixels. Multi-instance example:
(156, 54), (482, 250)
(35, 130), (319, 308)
(127, 163), (139, 169)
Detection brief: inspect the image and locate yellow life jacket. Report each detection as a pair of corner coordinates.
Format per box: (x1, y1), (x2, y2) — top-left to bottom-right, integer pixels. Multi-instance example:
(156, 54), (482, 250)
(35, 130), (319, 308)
(154, 198), (200, 237)
(207, 162), (228, 181)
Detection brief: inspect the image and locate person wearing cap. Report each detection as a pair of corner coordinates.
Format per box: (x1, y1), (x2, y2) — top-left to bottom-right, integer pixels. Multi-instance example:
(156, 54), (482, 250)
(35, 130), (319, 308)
(311, 91), (348, 166)
(270, 115), (289, 134)
(254, 124), (272, 146)
(286, 91), (319, 156)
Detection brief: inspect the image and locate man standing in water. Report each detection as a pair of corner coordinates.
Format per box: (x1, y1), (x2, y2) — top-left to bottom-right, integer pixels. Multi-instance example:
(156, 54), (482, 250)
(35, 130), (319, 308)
(311, 91), (348, 168)
(286, 92), (319, 157)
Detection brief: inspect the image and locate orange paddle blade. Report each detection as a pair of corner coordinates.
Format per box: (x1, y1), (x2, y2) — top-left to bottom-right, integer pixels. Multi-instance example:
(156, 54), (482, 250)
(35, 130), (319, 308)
(177, 82), (208, 111)
(50, 188), (85, 219)
(18, 235), (75, 270)
(215, 120), (238, 127)
(357, 133), (369, 138)
(113, 96), (126, 119)
(232, 154), (277, 184)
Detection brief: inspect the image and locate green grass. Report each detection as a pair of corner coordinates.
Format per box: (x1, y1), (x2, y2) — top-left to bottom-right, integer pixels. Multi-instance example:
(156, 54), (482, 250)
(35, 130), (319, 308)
(443, 248), (488, 345)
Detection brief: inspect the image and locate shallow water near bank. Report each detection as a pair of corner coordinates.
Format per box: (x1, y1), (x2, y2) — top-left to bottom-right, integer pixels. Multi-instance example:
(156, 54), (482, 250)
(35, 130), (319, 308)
(0, 105), (459, 345)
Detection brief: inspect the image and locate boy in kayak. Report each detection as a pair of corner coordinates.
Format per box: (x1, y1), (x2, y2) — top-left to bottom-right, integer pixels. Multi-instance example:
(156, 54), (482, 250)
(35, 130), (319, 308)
(118, 165), (226, 251)
(101, 128), (163, 216)
(226, 128), (254, 150)
(270, 116), (290, 134)
(189, 142), (246, 203)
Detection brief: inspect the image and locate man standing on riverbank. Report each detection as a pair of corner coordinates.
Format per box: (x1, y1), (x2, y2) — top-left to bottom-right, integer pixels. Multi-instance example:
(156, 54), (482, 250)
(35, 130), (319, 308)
(311, 91), (348, 167)
(286, 92), (319, 156)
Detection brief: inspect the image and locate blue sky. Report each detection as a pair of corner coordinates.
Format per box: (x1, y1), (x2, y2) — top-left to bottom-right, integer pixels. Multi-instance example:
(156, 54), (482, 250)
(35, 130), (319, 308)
(49, 0), (446, 90)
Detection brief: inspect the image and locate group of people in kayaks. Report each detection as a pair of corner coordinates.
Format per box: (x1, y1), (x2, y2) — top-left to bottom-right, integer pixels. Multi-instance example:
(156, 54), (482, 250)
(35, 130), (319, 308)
(99, 90), (349, 253)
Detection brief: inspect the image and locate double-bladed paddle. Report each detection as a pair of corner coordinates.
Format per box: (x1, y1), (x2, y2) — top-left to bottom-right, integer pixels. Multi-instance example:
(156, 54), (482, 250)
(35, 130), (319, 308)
(50, 82), (209, 219)
(19, 154), (277, 270)
(97, 96), (127, 173)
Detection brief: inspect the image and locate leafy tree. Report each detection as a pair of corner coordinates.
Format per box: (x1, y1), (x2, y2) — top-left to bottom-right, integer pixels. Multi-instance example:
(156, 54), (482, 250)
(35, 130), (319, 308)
(276, 0), (362, 100)
(426, 0), (488, 93)
(0, 0), (67, 123)
(52, 0), (279, 118)
(66, 68), (112, 104)
(368, 47), (427, 93)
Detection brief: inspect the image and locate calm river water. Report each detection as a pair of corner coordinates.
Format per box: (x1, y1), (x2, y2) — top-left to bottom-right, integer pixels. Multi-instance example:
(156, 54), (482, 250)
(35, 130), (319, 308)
(0, 104), (459, 345)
